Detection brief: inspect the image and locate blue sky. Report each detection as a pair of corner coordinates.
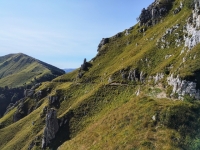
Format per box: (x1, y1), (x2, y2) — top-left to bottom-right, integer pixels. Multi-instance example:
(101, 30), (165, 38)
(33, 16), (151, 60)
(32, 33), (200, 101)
(0, 0), (153, 69)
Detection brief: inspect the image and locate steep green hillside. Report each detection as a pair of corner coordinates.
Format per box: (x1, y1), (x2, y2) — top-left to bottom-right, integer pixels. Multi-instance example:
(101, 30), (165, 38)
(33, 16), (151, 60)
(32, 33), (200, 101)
(0, 53), (65, 87)
(1, 0), (200, 150)
(0, 53), (65, 116)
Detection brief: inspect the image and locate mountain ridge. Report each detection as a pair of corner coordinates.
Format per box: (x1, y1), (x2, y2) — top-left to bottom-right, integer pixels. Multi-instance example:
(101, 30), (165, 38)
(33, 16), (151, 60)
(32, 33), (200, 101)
(1, 0), (200, 149)
(0, 53), (65, 87)
(0, 53), (65, 117)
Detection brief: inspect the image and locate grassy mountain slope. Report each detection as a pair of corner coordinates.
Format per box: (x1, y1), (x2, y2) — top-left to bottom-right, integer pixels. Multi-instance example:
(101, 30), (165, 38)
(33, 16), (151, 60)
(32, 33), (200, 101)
(0, 53), (65, 117)
(1, 0), (200, 149)
(0, 53), (65, 87)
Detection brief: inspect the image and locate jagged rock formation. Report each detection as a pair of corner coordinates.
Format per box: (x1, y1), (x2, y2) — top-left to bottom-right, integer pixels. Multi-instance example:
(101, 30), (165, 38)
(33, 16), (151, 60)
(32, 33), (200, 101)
(80, 58), (87, 71)
(31, 83), (42, 90)
(34, 90), (42, 101)
(13, 101), (25, 122)
(125, 26), (134, 36)
(120, 69), (146, 83)
(48, 95), (58, 105)
(184, 0), (200, 49)
(127, 69), (138, 81)
(97, 38), (109, 51)
(24, 89), (35, 97)
(138, 0), (173, 26)
(154, 73), (164, 84)
(42, 109), (59, 149)
(167, 74), (200, 99)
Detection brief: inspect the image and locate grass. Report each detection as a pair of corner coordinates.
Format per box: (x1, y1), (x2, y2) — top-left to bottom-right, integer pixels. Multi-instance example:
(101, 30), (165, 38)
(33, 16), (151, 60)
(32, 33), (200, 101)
(1, 0), (200, 150)
(59, 95), (200, 150)
(0, 53), (64, 87)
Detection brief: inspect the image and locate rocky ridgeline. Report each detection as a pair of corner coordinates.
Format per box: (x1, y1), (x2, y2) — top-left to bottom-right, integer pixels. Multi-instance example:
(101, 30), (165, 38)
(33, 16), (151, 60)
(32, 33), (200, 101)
(138, 0), (175, 27)
(96, 0), (175, 52)
(42, 109), (59, 149)
(97, 26), (134, 52)
(97, 38), (109, 52)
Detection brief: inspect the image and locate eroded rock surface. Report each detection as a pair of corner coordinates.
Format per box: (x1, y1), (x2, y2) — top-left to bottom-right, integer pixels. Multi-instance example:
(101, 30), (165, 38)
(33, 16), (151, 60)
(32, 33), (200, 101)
(42, 109), (59, 149)
(138, 0), (173, 26)
(24, 89), (35, 97)
(97, 38), (109, 51)
(167, 74), (200, 99)
(185, 0), (200, 49)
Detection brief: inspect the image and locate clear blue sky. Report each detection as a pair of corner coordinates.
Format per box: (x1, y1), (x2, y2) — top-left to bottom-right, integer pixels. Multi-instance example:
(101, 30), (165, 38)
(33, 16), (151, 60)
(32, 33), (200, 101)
(0, 0), (153, 69)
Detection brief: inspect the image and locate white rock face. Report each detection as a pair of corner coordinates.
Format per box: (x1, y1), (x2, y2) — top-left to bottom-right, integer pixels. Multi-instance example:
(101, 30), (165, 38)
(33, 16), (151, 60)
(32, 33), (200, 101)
(153, 73), (164, 84)
(185, 0), (200, 49)
(167, 74), (200, 99)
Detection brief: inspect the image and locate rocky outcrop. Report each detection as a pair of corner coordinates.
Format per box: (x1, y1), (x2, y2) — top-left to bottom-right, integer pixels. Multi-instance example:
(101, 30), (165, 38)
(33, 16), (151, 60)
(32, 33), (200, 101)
(24, 89), (35, 97)
(77, 70), (83, 79)
(154, 73), (164, 84)
(31, 83), (42, 90)
(138, 0), (173, 26)
(13, 101), (25, 122)
(48, 95), (58, 105)
(42, 109), (59, 149)
(128, 69), (137, 81)
(167, 74), (200, 99)
(80, 58), (87, 71)
(97, 38), (109, 51)
(157, 23), (184, 49)
(120, 69), (146, 83)
(34, 90), (42, 101)
(184, 0), (200, 49)
(125, 27), (133, 36)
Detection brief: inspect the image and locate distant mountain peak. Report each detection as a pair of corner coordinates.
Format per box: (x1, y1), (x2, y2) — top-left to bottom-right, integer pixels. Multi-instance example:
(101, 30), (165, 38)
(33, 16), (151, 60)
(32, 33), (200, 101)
(0, 53), (65, 87)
